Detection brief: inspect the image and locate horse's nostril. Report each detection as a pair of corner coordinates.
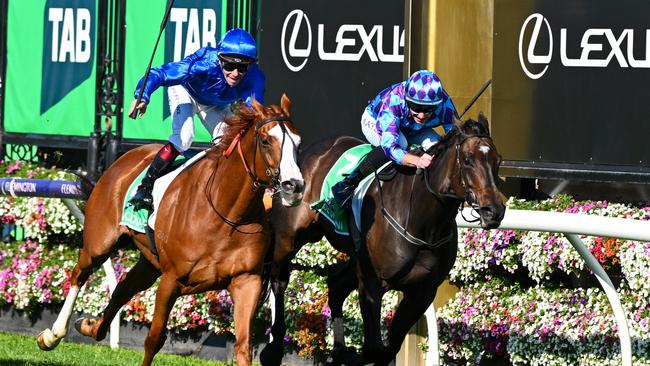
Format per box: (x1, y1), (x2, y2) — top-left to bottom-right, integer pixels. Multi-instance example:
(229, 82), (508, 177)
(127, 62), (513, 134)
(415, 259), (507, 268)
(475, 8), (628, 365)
(281, 181), (295, 193)
(292, 179), (305, 193)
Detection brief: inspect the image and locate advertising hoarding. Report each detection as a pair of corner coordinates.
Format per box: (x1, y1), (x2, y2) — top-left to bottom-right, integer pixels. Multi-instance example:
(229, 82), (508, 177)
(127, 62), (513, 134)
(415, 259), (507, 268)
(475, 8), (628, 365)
(493, 0), (650, 182)
(4, 0), (97, 137)
(258, 0), (404, 147)
(121, 0), (226, 143)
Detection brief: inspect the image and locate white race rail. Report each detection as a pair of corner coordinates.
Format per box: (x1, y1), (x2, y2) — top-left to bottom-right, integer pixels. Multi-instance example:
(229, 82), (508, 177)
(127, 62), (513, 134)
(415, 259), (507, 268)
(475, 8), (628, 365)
(424, 208), (650, 366)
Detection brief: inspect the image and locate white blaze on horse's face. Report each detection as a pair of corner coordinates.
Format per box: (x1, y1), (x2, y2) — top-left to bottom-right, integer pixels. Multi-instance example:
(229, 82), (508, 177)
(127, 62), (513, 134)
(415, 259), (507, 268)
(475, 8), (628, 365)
(268, 124), (305, 207)
(479, 145), (491, 154)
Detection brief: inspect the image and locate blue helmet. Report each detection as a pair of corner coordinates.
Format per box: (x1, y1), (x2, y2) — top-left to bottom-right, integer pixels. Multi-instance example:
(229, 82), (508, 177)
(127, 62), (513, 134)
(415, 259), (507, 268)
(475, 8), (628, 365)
(218, 28), (257, 61)
(405, 70), (444, 106)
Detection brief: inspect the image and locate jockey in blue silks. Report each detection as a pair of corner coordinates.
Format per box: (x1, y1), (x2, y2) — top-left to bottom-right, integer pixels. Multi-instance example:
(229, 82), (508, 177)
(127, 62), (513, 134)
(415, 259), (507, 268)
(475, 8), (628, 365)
(128, 28), (265, 211)
(332, 70), (457, 208)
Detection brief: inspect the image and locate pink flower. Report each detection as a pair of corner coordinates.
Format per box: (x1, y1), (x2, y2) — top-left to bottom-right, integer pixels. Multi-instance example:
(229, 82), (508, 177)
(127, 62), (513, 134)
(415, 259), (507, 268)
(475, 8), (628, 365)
(5, 160), (21, 174)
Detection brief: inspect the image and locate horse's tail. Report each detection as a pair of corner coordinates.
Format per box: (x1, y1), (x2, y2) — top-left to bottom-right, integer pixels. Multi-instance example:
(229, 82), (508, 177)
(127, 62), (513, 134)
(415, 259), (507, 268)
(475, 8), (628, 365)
(74, 171), (96, 199)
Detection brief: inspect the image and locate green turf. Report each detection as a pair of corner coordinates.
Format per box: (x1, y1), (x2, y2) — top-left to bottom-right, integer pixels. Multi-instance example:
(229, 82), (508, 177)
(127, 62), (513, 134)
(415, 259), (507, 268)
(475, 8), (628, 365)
(0, 332), (233, 366)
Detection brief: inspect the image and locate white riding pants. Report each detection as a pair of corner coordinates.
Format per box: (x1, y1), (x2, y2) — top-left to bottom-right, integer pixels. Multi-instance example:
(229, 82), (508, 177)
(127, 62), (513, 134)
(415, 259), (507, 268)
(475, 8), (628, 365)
(167, 85), (230, 152)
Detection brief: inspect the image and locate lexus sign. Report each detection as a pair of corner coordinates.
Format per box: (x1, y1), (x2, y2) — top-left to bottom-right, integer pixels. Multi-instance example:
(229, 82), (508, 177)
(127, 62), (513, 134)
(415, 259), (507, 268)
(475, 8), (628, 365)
(519, 12), (650, 80)
(493, 0), (650, 178)
(259, 1), (404, 146)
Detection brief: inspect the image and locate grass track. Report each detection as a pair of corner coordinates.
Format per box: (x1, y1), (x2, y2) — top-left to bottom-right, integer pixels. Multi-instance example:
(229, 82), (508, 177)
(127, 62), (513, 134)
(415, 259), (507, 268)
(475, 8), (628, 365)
(0, 332), (237, 366)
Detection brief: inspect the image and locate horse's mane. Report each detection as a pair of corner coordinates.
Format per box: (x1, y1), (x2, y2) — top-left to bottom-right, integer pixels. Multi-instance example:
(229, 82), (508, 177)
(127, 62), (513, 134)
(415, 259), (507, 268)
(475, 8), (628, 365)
(211, 102), (257, 156)
(425, 117), (490, 157)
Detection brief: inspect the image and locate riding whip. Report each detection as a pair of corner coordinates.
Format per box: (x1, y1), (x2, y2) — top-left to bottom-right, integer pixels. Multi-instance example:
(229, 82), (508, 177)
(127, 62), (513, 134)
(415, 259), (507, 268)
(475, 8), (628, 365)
(132, 0), (176, 118)
(457, 79), (493, 120)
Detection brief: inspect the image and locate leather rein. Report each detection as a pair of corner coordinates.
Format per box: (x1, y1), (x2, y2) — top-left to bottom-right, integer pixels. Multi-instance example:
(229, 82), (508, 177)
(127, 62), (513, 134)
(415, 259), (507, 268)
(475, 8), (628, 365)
(208, 114), (294, 232)
(223, 115), (294, 190)
(377, 134), (491, 249)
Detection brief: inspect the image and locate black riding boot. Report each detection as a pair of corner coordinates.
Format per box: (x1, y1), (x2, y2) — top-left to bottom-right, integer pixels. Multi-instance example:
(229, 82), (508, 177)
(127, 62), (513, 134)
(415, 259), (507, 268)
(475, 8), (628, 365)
(331, 147), (389, 209)
(129, 150), (176, 211)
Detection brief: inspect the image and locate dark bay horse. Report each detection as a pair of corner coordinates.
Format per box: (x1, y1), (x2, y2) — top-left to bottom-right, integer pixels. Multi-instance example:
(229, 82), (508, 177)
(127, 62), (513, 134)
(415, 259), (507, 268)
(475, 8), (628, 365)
(261, 114), (505, 365)
(37, 95), (304, 366)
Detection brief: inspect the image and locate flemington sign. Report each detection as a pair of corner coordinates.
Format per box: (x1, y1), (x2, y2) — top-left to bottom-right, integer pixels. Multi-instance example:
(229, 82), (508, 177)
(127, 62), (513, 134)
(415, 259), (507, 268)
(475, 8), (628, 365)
(0, 178), (83, 198)
(492, 0), (650, 182)
(259, 0), (404, 146)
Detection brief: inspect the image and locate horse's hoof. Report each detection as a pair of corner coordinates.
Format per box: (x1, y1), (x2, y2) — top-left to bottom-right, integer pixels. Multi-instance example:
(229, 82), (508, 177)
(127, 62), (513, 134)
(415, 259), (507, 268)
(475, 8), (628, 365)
(74, 317), (98, 339)
(259, 341), (283, 366)
(37, 329), (61, 351)
(331, 346), (361, 366)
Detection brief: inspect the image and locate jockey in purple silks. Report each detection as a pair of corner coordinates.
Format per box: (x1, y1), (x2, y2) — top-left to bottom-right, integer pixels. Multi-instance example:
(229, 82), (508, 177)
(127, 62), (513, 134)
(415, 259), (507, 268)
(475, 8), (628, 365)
(127, 28), (265, 211)
(332, 70), (457, 208)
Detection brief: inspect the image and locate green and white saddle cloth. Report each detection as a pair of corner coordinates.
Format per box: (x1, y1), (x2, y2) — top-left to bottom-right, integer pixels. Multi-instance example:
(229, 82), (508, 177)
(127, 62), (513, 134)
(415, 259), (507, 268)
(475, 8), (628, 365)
(119, 150), (206, 233)
(311, 144), (390, 236)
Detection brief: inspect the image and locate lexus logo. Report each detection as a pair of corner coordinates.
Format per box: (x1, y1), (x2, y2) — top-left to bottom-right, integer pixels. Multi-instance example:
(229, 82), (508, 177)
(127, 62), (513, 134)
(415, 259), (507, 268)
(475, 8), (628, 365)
(281, 9), (312, 72)
(518, 13), (553, 80)
(280, 9), (404, 73)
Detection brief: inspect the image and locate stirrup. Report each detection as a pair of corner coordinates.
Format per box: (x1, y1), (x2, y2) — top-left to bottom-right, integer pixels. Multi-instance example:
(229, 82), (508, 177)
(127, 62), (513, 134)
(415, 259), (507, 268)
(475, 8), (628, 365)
(129, 190), (154, 211)
(332, 185), (354, 209)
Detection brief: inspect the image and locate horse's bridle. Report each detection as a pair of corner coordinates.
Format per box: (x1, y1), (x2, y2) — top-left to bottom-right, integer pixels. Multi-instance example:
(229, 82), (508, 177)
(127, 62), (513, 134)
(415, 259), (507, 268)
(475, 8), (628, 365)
(378, 134), (494, 248)
(224, 114), (296, 191)
(215, 114), (297, 232)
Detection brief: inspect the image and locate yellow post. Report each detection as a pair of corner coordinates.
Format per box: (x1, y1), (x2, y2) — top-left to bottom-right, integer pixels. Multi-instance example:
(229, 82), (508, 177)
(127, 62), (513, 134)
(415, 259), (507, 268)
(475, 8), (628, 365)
(397, 0), (494, 364)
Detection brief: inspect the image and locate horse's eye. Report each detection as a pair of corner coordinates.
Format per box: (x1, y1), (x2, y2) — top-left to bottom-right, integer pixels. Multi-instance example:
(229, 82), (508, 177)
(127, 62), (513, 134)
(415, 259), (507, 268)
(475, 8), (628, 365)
(261, 138), (271, 147)
(463, 155), (473, 165)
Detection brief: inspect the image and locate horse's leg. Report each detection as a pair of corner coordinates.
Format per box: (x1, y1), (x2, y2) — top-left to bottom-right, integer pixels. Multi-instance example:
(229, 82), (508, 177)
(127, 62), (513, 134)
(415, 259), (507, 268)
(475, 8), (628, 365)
(327, 258), (358, 352)
(376, 283), (438, 366)
(75, 255), (160, 341)
(140, 274), (179, 366)
(260, 238), (296, 366)
(229, 273), (263, 366)
(356, 254), (387, 366)
(37, 230), (123, 350)
(325, 258), (362, 366)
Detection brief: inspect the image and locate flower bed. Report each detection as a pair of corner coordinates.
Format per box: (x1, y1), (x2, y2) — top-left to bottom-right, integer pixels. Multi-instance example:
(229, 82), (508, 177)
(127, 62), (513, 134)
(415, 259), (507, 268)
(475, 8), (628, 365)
(2, 160), (650, 363)
(441, 195), (650, 365)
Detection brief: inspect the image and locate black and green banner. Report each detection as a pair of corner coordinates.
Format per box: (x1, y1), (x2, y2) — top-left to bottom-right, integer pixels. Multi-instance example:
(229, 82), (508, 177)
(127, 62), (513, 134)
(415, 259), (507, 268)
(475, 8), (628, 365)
(4, 0), (97, 136)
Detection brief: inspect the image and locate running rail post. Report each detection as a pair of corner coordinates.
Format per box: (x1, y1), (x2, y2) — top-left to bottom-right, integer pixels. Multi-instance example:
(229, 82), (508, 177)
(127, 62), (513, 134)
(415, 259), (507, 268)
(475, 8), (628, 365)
(424, 304), (440, 366)
(564, 233), (631, 366)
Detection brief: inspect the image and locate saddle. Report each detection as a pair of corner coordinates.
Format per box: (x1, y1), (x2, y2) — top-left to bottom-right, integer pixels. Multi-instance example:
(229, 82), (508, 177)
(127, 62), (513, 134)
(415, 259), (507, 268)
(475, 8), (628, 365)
(311, 144), (395, 238)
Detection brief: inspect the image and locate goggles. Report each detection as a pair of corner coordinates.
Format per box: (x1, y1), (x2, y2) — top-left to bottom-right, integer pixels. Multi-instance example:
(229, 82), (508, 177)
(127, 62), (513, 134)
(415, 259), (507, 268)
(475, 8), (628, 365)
(406, 100), (438, 114)
(219, 56), (250, 73)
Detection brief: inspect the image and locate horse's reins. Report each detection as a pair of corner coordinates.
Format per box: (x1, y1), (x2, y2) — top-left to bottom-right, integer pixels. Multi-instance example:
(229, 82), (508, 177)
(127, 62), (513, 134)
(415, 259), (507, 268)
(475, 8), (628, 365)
(208, 114), (294, 232)
(377, 134), (491, 248)
(224, 115), (293, 190)
(377, 171), (455, 249)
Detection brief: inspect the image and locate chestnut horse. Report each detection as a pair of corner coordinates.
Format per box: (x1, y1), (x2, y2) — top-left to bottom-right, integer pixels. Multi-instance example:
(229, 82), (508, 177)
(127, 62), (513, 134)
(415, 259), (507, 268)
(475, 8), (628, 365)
(260, 114), (505, 365)
(37, 96), (304, 366)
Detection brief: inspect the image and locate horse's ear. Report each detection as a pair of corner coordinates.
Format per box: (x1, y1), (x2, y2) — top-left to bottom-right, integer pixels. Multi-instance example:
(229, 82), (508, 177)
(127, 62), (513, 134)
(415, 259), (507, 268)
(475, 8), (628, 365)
(250, 96), (265, 115)
(477, 112), (489, 130)
(280, 94), (291, 116)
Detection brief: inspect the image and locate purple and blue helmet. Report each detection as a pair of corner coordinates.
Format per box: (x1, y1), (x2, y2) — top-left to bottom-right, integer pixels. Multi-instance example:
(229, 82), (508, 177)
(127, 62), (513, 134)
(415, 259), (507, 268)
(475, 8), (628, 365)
(218, 28), (257, 62)
(405, 70), (444, 106)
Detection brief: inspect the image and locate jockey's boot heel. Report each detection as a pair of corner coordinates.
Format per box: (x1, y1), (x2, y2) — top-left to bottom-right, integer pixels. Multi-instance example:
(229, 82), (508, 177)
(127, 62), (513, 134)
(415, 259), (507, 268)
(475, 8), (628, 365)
(331, 168), (364, 209)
